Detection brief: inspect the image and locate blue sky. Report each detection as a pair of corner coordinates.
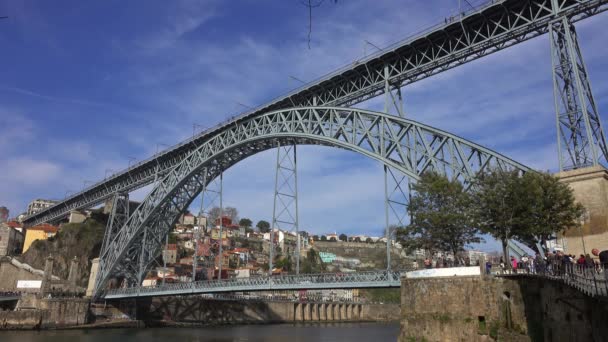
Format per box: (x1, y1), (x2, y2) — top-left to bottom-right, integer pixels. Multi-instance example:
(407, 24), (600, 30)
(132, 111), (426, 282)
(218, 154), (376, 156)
(1, 1), (607, 251)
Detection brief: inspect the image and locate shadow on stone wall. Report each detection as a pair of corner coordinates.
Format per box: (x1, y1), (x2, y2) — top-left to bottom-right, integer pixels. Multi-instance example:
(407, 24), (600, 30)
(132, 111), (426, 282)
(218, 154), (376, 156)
(505, 276), (608, 342)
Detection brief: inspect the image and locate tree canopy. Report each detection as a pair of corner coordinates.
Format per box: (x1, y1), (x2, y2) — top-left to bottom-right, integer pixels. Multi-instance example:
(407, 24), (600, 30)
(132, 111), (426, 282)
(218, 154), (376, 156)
(396, 171), (480, 260)
(339, 233), (347, 242)
(256, 220), (271, 233)
(239, 218), (253, 228)
(473, 168), (583, 261)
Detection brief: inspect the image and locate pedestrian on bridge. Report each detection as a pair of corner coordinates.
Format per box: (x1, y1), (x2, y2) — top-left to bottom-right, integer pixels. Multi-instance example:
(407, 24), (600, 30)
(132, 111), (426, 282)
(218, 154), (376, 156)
(592, 248), (608, 282)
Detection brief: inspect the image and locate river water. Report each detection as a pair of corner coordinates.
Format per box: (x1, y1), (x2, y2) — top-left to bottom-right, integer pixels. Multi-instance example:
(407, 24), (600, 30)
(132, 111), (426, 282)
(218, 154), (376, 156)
(0, 322), (399, 341)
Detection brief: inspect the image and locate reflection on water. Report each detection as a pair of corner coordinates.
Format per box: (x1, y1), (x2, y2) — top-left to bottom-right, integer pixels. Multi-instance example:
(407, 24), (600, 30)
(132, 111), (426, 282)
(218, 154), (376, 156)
(0, 322), (399, 342)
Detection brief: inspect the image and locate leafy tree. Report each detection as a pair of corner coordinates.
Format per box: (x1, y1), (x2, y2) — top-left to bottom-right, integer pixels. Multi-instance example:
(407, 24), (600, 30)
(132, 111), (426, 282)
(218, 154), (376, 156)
(365, 237), (373, 243)
(396, 171), (480, 261)
(320, 235), (327, 241)
(256, 220), (271, 233)
(354, 237), (361, 243)
(474, 169), (583, 262)
(239, 218), (253, 228)
(339, 233), (347, 242)
(312, 235), (319, 241)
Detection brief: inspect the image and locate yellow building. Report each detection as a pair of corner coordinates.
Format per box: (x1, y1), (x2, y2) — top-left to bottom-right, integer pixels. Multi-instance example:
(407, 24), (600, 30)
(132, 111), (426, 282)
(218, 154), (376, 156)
(23, 224), (58, 252)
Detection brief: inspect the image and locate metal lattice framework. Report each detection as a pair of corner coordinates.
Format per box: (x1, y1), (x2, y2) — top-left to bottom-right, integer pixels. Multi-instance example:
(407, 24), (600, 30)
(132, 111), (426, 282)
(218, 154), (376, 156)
(550, 16), (608, 171)
(23, 0), (608, 227)
(93, 106), (530, 298)
(104, 270), (404, 299)
(270, 142), (300, 274)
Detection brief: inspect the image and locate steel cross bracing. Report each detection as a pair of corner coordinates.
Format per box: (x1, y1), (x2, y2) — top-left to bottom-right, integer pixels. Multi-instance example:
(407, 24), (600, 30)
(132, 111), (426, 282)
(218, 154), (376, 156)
(92, 106), (530, 297)
(549, 16), (608, 170)
(23, 0), (608, 227)
(270, 142), (301, 275)
(102, 270), (403, 299)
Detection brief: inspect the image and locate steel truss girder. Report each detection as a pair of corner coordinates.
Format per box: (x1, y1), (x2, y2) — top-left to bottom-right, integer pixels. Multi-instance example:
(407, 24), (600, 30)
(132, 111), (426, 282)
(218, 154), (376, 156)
(93, 106), (530, 298)
(550, 17), (608, 170)
(23, 0), (608, 228)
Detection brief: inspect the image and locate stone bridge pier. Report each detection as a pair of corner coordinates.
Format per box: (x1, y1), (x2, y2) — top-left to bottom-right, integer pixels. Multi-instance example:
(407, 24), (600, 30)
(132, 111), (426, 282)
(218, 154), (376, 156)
(293, 302), (362, 322)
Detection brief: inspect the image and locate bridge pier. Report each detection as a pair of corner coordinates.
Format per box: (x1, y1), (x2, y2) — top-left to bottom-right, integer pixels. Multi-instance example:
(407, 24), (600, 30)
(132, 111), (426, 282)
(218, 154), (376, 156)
(294, 303), (303, 321)
(327, 304), (334, 321)
(303, 303), (311, 321)
(557, 166), (608, 256)
(311, 303), (319, 321)
(319, 303), (326, 321)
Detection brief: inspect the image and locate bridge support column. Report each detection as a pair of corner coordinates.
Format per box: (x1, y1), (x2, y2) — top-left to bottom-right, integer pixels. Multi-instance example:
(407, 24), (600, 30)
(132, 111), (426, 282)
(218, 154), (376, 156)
(340, 304), (346, 321)
(354, 304), (361, 319)
(327, 304), (334, 321)
(311, 303), (319, 321)
(549, 17), (608, 171)
(270, 141), (300, 275)
(556, 166), (608, 256)
(303, 303), (311, 321)
(94, 192), (130, 297)
(319, 303), (326, 321)
(196, 168), (223, 280)
(295, 303), (303, 321)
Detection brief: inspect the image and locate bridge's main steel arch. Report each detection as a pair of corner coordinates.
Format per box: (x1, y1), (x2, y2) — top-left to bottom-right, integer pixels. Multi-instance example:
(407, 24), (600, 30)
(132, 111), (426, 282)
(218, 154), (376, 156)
(94, 107), (529, 297)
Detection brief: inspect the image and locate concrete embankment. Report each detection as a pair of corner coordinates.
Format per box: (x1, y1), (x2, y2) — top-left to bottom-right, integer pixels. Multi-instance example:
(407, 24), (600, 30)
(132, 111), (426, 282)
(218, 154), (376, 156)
(0, 297), (89, 330)
(1, 295), (399, 330)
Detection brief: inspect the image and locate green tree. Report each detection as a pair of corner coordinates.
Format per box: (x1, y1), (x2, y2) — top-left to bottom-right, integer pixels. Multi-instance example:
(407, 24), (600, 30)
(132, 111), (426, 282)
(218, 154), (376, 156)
(473, 169), (583, 263)
(312, 235), (319, 241)
(354, 237), (361, 243)
(365, 237), (373, 243)
(320, 235), (327, 241)
(239, 218), (253, 228)
(397, 171), (480, 260)
(256, 220), (271, 233)
(339, 233), (347, 242)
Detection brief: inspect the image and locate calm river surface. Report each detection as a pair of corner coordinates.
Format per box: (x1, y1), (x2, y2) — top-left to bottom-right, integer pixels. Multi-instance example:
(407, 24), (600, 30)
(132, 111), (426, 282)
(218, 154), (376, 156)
(0, 322), (399, 341)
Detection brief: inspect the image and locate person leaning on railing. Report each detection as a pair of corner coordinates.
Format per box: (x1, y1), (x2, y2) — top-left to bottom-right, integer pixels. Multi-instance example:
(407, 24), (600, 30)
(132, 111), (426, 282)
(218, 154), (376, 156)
(592, 248), (608, 282)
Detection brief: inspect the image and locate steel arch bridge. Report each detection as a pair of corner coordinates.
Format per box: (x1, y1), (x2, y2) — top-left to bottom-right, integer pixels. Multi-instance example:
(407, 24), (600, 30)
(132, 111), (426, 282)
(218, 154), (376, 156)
(23, 0), (608, 228)
(94, 106), (530, 298)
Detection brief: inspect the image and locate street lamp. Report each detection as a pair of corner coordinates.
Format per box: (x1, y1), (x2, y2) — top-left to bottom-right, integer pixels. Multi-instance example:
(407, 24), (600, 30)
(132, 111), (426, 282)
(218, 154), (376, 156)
(192, 124), (205, 137)
(127, 156), (136, 168)
(104, 169), (115, 179)
(156, 143), (169, 155)
(579, 209), (590, 254)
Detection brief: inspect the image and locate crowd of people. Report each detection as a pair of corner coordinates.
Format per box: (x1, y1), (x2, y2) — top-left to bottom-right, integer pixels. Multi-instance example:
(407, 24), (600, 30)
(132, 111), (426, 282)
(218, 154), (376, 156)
(497, 248), (608, 282)
(0, 291), (22, 297)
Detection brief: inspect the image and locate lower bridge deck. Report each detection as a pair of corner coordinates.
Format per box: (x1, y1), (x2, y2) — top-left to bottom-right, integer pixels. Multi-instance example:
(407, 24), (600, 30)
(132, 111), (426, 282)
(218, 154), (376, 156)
(103, 270), (404, 299)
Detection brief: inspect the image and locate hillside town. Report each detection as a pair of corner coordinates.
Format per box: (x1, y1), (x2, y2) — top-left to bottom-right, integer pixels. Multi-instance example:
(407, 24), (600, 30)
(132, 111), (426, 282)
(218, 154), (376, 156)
(1, 198), (492, 292)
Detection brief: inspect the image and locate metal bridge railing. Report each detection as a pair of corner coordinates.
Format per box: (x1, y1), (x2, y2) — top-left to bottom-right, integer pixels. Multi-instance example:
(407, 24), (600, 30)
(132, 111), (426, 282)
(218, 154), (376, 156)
(103, 270), (404, 299)
(499, 264), (608, 298)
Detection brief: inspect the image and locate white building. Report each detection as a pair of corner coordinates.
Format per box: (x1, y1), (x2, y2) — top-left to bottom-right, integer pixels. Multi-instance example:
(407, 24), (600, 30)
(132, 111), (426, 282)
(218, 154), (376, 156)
(26, 199), (58, 216)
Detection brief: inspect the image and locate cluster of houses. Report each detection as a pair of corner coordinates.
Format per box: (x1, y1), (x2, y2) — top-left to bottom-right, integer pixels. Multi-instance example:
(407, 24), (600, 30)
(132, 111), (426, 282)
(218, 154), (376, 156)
(145, 213), (311, 286)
